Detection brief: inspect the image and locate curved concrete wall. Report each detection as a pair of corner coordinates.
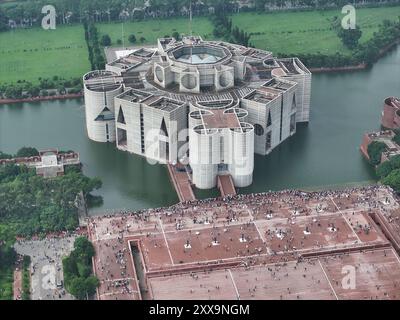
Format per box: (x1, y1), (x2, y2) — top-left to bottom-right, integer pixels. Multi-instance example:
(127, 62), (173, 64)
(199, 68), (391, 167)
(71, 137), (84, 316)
(381, 98), (400, 129)
(83, 71), (123, 143)
(189, 127), (219, 189)
(228, 124), (254, 188)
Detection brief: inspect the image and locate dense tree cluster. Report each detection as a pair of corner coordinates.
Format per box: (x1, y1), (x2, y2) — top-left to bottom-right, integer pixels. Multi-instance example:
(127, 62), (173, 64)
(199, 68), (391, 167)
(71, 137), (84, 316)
(0, 77), (82, 100)
(331, 15), (362, 49)
(0, 244), (16, 270)
(1, 0), (396, 30)
(62, 237), (99, 300)
(0, 147), (39, 160)
(21, 255), (31, 300)
(381, 168), (400, 192)
(377, 154), (400, 179)
(367, 141), (387, 166)
(0, 6), (8, 31)
(0, 242), (16, 300)
(375, 131), (400, 193)
(337, 26), (362, 49)
(84, 20), (105, 70)
(279, 17), (400, 68)
(211, 4), (251, 46)
(0, 159), (102, 242)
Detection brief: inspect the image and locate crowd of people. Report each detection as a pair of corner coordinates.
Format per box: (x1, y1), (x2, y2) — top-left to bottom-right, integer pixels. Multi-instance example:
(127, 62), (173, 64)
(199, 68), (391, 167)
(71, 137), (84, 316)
(86, 184), (400, 300)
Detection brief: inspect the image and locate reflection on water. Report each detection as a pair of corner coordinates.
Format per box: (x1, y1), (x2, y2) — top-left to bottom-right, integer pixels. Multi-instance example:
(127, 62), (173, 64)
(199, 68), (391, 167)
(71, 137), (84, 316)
(0, 46), (399, 213)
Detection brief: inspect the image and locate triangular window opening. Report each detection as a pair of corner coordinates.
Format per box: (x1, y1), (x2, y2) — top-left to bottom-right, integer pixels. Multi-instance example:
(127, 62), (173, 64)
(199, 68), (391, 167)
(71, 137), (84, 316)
(291, 94), (297, 110)
(117, 106), (126, 124)
(95, 107), (114, 121)
(267, 111), (272, 127)
(160, 118), (169, 137)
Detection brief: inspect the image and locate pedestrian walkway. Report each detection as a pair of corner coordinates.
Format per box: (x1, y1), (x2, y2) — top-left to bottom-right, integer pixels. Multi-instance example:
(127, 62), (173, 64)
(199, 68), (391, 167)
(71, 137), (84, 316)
(218, 174), (237, 197)
(167, 163), (196, 202)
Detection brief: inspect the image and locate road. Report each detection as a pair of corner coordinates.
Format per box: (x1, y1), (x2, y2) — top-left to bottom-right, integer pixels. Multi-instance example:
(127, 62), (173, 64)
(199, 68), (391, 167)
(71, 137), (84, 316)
(14, 236), (77, 300)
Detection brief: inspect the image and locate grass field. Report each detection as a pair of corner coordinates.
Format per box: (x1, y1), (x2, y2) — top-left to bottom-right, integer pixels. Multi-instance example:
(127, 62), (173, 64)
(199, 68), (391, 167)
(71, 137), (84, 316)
(0, 24), (90, 84)
(0, 268), (13, 300)
(231, 6), (400, 55)
(0, 6), (398, 84)
(97, 16), (214, 46)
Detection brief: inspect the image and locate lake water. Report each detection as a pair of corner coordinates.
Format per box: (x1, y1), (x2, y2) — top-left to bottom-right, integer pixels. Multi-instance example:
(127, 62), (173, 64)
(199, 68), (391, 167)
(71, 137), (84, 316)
(0, 45), (399, 214)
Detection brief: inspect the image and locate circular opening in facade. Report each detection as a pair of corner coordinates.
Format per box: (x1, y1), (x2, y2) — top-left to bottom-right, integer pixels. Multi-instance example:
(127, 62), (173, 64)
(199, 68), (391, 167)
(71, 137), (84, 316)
(219, 72), (233, 88)
(264, 58), (276, 67)
(155, 66), (164, 83)
(181, 74), (197, 90)
(254, 124), (264, 136)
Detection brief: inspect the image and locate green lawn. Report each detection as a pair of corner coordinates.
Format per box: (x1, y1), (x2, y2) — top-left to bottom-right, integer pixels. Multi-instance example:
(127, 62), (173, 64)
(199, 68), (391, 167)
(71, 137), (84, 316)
(97, 16), (214, 47)
(0, 24), (90, 84)
(0, 7), (398, 84)
(0, 268), (13, 300)
(231, 6), (400, 55)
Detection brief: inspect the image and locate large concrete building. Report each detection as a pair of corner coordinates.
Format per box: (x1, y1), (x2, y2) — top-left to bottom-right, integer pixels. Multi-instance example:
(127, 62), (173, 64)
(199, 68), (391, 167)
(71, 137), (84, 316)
(83, 36), (312, 190)
(381, 97), (400, 129)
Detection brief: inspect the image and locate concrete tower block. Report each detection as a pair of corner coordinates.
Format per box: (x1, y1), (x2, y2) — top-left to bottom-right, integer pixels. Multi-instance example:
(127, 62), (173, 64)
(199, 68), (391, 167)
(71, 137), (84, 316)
(228, 123), (255, 188)
(83, 70), (123, 143)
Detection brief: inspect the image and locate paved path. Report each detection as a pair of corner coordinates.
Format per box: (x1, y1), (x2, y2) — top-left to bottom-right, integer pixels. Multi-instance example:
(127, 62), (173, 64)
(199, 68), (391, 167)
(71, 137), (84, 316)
(13, 269), (22, 300)
(167, 164), (196, 202)
(14, 237), (77, 300)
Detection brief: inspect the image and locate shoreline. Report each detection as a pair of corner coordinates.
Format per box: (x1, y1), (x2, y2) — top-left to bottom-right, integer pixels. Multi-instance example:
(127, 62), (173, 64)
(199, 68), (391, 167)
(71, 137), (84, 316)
(309, 64), (367, 73)
(310, 39), (400, 73)
(1, 41), (398, 105)
(0, 93), (83, 105)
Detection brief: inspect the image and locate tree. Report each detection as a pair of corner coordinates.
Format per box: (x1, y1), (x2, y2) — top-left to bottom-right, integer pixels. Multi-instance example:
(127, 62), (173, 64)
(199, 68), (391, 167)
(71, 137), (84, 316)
(4, 85), (22, 99)
(28, 85), (40, 97)
(376, 155), (400, 179)
(62, 237), (99, 300)
(338, 26), (362, 50)
(172, 31), (181, 41)
(15, 147), (39, 158)
(128, 34), (137, 44)
(73, 236), (95, 263)
(0, 7), (8, 32)
(0, 152), (12, 160)
(58, 85), (66, 95)
(393, 129), (400, 145)
(376, 161), (393, 179)
(0, 159), (102, 239)
(382, 169), (400, 192)
(68, 277), (88, 300)
(367, 141), (387, 166)
(0, 245), (16, 270)
(100, 34), (111, 47)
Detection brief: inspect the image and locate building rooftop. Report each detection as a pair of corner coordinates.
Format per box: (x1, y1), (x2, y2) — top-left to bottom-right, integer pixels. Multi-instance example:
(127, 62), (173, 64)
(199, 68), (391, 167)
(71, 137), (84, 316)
(202, 109), (241, 129)
(87, 186), (400, 300)
(84, 70), (123, 92)
(386, 97), (400, 109)
(262, 78), (297, 91)
(107, 55), (145, 71)
(170, 44), (228, 65)
(243, 89), (278, 104)
(116, 88), (153, 103)
(148, 97), (185, 112)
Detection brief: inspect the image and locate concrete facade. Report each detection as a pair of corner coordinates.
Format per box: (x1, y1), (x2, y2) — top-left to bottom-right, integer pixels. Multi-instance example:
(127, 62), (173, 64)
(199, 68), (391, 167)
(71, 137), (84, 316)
(381, 97), (400, 129)
(189, 108), (254, 189)
(83, 36), (312, 190)
(83, 70), (124, 143)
